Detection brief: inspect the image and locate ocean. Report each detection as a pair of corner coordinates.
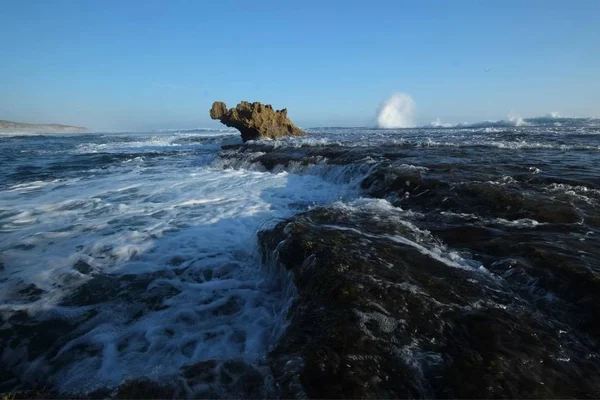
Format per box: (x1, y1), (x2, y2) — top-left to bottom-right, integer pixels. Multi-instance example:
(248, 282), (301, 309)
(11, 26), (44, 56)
(1, 119), (599, 397)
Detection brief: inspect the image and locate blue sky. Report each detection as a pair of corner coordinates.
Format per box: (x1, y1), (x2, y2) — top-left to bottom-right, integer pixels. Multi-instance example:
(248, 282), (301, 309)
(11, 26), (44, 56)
(0, 0), (598, 130)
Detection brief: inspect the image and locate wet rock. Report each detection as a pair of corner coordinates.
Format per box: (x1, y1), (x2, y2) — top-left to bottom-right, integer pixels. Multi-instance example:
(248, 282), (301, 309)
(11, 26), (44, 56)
(0, 388), (58, 399)
(73, 260), (92, 274)
(167, 255), (186, 266)
(182, 360), (272, 399)
(114, 379), (179, 399)
(210, 101), (304, 141)
(259, 206), (600, 399)
(17, 284), (44, 301)
(12, 244), (35, 251)
(0, 313), (75, 394)
(360, 164), (582, 224)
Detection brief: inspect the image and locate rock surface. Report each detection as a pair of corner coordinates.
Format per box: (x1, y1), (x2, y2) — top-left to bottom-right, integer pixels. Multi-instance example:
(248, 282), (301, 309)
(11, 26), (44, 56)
(210, 101), (304, 141)
(258, 205), (600, 399)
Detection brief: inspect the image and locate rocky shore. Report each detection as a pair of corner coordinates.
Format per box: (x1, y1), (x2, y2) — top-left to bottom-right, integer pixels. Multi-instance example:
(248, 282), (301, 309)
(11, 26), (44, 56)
(259, 206), (600, 398)
(2, 126), (600, 399)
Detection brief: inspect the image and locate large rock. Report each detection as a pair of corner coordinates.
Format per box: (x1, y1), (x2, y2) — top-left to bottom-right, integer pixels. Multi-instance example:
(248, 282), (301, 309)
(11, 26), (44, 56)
(210, 101), (305, 141)
(258, 205), (600, 399)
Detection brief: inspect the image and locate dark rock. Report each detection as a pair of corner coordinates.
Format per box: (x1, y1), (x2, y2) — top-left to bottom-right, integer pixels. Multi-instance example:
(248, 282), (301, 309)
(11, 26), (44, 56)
(259, 206), (600, 399)
(210, 101), (305, 141)
(167, 256), (186, 266)
(73, 260), (92, 274)
(17, 284), (44, 301)
(182, 360), (272, 399)
(114, 379), (178, 399)
(360, 164), (582, 224)
(1, 387), (58, 399)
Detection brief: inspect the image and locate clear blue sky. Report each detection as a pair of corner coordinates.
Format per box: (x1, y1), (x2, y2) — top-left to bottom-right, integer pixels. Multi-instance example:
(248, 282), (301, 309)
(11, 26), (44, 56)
(1, 0), (598, 130)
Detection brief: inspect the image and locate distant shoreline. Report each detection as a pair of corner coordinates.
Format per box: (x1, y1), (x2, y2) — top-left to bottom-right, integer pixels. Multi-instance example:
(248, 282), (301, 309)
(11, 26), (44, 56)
(0, 119), (87, 133)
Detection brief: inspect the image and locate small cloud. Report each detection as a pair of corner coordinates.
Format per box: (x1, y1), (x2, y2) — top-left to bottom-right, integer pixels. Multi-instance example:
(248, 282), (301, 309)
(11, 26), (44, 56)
(152, 83), (186, 90)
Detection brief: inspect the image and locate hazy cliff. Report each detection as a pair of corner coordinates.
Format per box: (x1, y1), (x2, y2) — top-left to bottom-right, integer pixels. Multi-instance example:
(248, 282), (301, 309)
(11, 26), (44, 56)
(0, 120), (87, 133)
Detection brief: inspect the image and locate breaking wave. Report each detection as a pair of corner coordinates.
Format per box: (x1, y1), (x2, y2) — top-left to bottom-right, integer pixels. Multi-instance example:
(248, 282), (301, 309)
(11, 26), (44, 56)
(425, 114), (599, 130)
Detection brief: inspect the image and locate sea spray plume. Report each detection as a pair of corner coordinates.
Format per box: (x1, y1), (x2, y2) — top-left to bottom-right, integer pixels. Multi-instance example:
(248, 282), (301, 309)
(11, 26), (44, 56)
(376, 93), (416, 129)
(508, 111), (526, 126)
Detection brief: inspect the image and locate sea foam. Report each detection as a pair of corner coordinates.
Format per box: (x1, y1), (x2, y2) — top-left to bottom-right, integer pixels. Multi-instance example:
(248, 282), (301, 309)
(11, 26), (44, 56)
(0, 134), (351, 393)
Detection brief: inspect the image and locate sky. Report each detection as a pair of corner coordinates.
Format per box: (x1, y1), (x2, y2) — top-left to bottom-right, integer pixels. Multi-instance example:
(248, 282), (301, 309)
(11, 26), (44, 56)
(0, 0), (599, 130)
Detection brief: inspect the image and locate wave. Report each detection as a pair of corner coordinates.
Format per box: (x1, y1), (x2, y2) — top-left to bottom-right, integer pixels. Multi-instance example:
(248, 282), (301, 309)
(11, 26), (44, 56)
(152, 127), (238, 134)
(425, 115), (599, 129)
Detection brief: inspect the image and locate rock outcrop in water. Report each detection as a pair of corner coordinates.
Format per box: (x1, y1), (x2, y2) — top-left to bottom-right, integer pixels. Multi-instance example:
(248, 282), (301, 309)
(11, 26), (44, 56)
(210, 101), (304, 141)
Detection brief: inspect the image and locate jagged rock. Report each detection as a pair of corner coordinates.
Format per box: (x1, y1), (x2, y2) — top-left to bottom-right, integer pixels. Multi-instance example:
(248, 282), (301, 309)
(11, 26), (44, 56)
(210, 101), (305, 141)
(258, 206), (600, 399)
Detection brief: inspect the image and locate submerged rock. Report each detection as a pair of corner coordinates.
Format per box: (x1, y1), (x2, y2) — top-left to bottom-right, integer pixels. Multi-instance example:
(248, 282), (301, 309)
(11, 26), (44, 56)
(210, 101), (305, 141)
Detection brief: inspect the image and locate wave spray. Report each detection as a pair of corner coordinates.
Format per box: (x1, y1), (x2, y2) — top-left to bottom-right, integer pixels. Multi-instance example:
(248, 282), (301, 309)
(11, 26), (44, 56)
(508, 111), (526, 127)
(376, 93), (416, 129)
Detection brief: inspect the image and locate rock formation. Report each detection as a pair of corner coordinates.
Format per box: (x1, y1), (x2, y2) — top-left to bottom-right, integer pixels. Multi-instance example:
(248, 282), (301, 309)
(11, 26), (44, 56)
(210, 101), (304, 141)
(258, 205), (600, 399)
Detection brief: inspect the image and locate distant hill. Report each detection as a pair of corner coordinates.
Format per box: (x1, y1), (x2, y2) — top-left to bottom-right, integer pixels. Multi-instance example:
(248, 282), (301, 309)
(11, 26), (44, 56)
(0, 120), (87, 133)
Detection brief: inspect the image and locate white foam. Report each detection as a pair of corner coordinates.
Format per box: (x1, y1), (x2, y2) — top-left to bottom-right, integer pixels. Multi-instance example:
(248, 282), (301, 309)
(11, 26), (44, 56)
(376, 93), (416, 129)
(73, 132), (237, 154)
(440, 211), (543, 227)
(542, 183), (600, 204)
(321, 199), (486, 273)
(0, 143), (351, 392)
(430, 118), (453, 128)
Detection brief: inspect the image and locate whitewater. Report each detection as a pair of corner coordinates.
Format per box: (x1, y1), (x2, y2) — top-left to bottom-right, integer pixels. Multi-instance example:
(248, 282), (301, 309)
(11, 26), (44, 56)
(0, 130), (356, 394)
(1, 121), (600, 398)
